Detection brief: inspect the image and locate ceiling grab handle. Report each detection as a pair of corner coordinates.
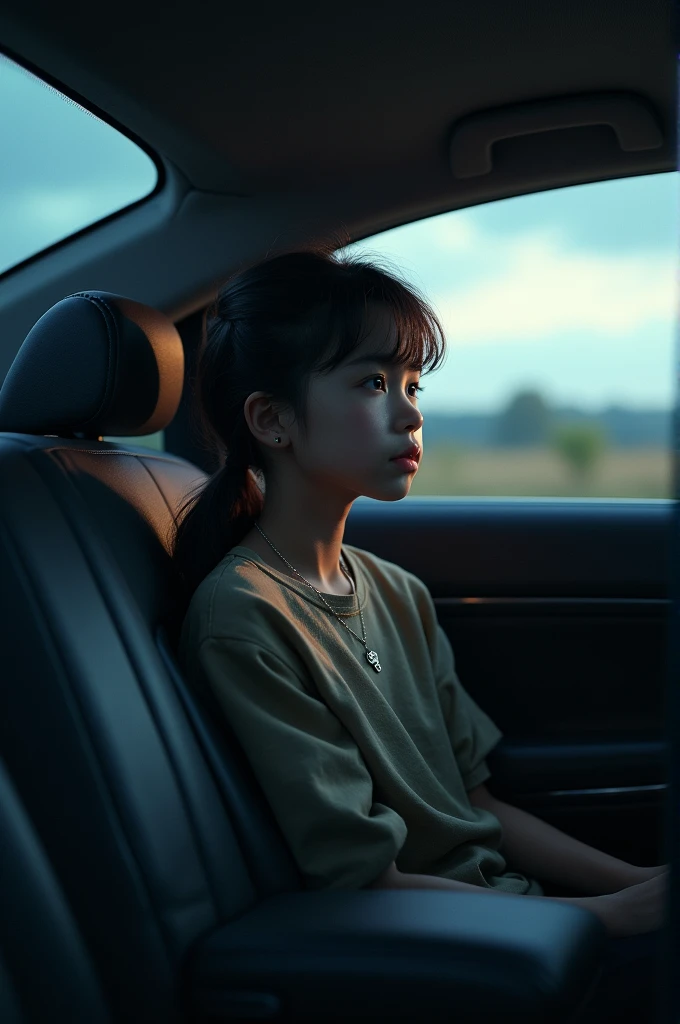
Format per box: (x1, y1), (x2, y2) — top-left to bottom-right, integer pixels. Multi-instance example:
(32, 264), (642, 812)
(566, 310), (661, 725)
(450, 93), (664, 179)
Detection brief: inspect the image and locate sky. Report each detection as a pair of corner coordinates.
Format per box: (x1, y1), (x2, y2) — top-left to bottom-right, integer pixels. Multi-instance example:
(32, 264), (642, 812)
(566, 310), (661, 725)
(0, 54), (157, 274)
(1, 52), (678, 417)
(344, 173), (678, 414)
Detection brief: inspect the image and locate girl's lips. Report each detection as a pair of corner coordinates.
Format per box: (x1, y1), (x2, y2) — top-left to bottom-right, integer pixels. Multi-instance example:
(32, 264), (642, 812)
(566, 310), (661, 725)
(392, 446), (420, 461)
(391, 457), (419, 472)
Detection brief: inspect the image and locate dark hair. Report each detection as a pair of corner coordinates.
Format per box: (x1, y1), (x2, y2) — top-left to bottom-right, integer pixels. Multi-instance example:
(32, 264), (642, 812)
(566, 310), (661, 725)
(169, 244), (446, 611)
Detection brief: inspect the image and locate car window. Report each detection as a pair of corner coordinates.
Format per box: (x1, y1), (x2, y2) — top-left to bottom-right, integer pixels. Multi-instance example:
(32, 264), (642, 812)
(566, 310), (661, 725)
(0, 53), (158, 276)
(342, 173), (677, 499)
(102, 431), (165, 451)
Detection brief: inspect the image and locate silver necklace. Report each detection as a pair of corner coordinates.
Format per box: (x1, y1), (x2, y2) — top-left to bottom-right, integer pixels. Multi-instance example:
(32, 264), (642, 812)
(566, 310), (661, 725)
(252, 519), (382, 673)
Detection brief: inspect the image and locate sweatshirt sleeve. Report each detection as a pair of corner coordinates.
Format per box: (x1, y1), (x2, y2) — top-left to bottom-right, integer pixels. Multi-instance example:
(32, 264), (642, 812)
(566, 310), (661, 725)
(197, 634), (408, 890)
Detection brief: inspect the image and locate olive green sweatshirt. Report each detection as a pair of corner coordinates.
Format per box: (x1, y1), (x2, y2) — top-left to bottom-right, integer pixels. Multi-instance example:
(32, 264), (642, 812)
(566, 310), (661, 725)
(178, 542), (543, 896)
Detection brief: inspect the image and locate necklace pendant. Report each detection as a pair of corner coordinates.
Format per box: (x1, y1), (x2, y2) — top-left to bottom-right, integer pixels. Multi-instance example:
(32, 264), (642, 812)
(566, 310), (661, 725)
(366, 649), (381, 673)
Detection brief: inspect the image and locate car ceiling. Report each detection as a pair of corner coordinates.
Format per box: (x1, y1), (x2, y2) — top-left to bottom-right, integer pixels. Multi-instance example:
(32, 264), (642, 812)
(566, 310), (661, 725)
(0, 0), (675, 378)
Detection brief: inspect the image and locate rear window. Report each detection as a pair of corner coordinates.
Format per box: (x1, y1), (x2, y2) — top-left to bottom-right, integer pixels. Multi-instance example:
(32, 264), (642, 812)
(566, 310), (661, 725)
(0, 53), (158, 275)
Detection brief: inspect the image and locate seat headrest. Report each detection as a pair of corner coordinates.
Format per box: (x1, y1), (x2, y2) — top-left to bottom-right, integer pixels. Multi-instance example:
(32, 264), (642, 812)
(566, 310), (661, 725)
(0, 291), (184, 438)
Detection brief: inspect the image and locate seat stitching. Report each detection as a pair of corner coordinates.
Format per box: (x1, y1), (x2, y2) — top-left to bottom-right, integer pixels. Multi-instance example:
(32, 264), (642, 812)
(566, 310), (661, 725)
(43, 446), (198, 469)
(136, 455), (178, 522)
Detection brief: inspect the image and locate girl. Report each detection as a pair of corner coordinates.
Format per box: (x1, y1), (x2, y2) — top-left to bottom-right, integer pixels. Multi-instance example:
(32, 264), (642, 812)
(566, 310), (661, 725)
(171, 247), (666, 1021)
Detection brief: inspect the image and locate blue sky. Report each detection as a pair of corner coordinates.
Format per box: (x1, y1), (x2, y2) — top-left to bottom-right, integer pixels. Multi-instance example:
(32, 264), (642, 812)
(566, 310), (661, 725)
(2, 52), (677, 417)
(0, 53), (157, 274)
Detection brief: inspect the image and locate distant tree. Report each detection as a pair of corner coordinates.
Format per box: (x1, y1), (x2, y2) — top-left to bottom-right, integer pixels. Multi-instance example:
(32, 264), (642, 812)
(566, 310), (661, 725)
(494, 390), (552, 446)
(550, 423), (607, 479)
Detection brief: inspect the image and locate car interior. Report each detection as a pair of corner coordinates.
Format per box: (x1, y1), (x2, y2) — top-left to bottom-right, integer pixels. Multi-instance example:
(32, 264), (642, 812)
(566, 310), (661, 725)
(0, 0), (677, 1022)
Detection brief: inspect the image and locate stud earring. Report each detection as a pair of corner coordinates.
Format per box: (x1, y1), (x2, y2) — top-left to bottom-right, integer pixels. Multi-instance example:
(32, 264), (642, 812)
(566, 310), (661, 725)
(274, 436), (281, 443)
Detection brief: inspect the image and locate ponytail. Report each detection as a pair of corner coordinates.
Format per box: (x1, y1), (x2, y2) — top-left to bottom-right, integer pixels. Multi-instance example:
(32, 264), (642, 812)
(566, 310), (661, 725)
(170, 430), (264, 610)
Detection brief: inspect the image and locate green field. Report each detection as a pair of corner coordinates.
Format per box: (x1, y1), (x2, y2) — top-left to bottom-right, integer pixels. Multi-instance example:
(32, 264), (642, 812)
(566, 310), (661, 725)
(409, 444), (673, 499)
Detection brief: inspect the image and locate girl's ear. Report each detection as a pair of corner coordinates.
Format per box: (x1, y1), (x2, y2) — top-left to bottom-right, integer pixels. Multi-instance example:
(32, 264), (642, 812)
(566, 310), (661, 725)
(246, 392), (298, 451)
(243, 391), (280, 444)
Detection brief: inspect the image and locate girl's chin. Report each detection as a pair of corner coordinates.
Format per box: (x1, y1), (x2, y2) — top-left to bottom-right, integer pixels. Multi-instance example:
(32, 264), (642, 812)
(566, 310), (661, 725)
(362, 480), (414, 500)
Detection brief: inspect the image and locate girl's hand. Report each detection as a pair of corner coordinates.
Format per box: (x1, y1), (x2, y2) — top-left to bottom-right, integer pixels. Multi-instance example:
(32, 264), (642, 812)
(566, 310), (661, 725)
(624, 864), (669, 887)
(593, 872), (669, 937)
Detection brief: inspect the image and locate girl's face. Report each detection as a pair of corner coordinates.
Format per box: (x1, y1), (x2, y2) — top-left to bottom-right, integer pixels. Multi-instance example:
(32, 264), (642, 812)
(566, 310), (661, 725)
(291, 302), (425, 503)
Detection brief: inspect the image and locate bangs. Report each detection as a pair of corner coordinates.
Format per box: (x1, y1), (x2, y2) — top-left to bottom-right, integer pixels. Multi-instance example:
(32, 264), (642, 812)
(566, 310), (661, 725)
(310, 250), (447, 378)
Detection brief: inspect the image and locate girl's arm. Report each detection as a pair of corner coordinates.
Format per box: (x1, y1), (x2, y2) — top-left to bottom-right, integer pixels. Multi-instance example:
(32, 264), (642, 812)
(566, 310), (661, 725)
(468, 783), (652, 895)
(367, 859), (601, 922)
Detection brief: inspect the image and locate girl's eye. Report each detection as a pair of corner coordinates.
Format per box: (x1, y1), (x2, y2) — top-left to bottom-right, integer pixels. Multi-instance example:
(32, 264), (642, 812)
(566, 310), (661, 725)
(365, 374), (425, 396)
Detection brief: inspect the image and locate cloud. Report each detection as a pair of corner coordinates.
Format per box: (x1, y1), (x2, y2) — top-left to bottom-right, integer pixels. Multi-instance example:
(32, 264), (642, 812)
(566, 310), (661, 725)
(432, 230), (676, 345)
(427, 214), (479, 251)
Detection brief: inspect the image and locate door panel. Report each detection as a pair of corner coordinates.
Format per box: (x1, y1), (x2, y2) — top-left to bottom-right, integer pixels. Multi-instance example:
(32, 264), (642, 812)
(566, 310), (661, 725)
(344, 497), (671, 875)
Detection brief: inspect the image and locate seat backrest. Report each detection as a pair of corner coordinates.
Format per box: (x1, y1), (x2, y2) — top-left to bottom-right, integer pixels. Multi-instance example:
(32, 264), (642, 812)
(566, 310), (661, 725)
(0, 292), (300, 1023)
(0, 753), (111, 1024)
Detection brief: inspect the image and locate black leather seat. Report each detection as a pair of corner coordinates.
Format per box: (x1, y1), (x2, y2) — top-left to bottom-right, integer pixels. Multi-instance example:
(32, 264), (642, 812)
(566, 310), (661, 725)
(0, 753), (111, 1023)
(0, 291), (607, 1024)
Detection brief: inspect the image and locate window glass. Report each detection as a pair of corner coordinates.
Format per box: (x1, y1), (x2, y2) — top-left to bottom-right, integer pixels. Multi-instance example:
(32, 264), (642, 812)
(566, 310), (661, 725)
(0, 53), (158, 275)
(343, 173), (677, 498)
(102, 431), (165, 451)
